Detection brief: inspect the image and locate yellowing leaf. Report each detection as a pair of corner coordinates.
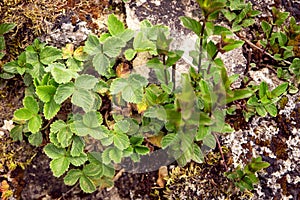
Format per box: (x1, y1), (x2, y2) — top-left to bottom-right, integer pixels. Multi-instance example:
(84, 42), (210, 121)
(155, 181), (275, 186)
(146, 131), (164, 148)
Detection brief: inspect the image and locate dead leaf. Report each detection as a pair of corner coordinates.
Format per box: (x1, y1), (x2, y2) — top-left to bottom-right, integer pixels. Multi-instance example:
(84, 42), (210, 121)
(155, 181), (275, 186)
(146, 131), (164, 148)
(157, 166), (168, 188)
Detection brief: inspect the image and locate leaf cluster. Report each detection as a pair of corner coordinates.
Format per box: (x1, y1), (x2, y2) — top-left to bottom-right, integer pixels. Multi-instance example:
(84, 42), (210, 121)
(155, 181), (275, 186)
(225, 156), (270, 192)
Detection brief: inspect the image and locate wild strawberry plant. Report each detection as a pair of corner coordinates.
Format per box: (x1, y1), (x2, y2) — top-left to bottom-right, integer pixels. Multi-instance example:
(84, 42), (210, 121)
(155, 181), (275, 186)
(1, 0), (296, 194)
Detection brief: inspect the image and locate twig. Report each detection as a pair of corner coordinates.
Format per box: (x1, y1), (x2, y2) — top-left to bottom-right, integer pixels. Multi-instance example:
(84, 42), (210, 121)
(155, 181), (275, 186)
(236, 33), (292, 66)
(57, 182), (80, 200)
(212, 132), (228, 172)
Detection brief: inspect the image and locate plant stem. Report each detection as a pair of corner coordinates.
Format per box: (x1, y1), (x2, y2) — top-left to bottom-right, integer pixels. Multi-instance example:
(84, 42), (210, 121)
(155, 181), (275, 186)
(235, 32), (291, 65)
(207, 50), (219, 74)
(198, 20), (206, 74)
(163, 54), (168, 85)
(213, 132), (228, 172)
(172, 64), (176, 91)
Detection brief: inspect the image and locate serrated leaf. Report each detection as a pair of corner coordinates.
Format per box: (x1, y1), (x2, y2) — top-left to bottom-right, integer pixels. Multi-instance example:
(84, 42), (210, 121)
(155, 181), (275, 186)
(14, 108), (33, 120)
(103, 36), (126, 58)
(84, 34), (101, 55)
(114, 120), (130, 133)
(133, 32), (156, 52)
(44, 98), (61, 120)
(113, 132), (130, 150)
(28, 115), (42, 133)
(26, 51), (45, 79)
(179, 16), (201, 36)
(71, 136), (85, 157)
(83, 163), (103, 177)
(109, 147), (123, 163)
(49, 132), (60, 147)
(64, 169), (82, 186)
(124, 49), (136, 61)
(83, 111), (101, 128)
(74, 74), (98, 90)
(115, 29), (134, 42)
(28, 132), (43, 146)
(57, 126), (73, 148)
(71, 89), (95, 112)
(54, 82), (75, 104)
(36, 85), (57, 103)
(73, 120), (108, 139)
(93, 53), (110, 75)
(44, 143), (66, 159)
(66, 57), (83, 71)
(107, 14), (125, 36)
(50, 156), (70, 177)
(40, 46), (62, 65)
(10, 125), (23, 141)
(147, 58), (165, 69)
(102, 148), (112, 164)
(23, 96), (39, 113)
(62, 43), (74, 59)
(110, 74), (148, 103)
(50, 63), (76, 84)
(89, 125), (109, 140)
(50, 120), (66, 133)
(102, 163), (115, 178)
(74, 46), (88, 61)
(144, 106), (167, 121)
(69, 153), (88, 166)
(79, 175), (96, 193)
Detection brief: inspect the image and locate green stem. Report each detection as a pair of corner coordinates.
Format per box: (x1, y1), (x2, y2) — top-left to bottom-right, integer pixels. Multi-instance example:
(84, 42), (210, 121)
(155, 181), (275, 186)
(163, 55), (168, 85)
(198, 20), (206, 74)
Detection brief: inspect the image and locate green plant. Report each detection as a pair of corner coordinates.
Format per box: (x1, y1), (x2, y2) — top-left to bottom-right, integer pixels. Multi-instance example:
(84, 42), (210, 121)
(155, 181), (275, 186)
(225, 156), (270, 192)
(6, 0), (297, 194)
(222, 0), (261, 32)
(245, 81), (288, 120)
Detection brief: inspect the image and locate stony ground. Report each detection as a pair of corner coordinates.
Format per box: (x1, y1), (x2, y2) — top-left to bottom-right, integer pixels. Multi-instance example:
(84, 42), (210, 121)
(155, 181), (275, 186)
(0, 0), (300, 200)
